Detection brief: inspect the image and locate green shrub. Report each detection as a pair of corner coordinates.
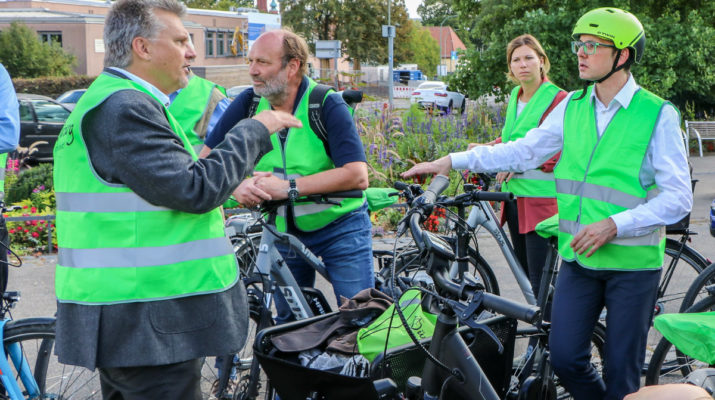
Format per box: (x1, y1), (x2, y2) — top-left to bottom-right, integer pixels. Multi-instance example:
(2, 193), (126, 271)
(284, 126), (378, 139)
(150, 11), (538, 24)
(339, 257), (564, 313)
(0, 22), (76, 78)
(5, 164), (54, 205)
(12, 75), (95, 99)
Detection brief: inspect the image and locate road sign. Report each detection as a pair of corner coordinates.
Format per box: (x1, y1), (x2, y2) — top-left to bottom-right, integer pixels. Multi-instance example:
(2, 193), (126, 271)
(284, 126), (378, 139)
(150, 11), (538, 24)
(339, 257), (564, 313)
(451, 50), (458, 61)
(382, 25), (395, 38)
(315, 40), (341, 59)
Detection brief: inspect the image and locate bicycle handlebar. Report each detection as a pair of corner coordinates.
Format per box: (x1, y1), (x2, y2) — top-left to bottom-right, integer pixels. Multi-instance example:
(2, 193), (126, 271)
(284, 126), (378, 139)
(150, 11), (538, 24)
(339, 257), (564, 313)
(261, 189), (364, 211)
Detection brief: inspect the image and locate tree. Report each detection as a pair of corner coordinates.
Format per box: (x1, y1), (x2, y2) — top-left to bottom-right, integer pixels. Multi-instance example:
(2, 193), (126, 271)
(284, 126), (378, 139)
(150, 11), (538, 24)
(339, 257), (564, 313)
(417, 0), (456, 27)
(447, 0), (715, 114)
(184, 0), (254, 10)
(0, 22), (76, 78)
(397, 21), (440, 76)
(281, 0), (411, 71)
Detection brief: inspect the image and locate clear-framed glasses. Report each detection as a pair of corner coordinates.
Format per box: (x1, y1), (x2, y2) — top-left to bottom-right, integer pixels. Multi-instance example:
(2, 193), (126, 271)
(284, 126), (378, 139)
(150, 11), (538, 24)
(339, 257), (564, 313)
(571, 40), (616, 55)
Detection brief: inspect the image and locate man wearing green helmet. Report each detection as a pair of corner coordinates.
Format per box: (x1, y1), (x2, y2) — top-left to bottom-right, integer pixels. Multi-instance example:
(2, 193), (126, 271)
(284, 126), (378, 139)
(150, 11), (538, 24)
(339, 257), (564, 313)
(403, 7), (692, 399)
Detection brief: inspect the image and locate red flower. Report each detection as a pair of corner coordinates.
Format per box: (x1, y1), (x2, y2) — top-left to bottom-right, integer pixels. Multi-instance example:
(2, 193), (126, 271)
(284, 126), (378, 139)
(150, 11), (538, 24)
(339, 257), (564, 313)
(23, 229), (29, 233)
(31, 207), (37, 213)
(31, 220), (38, 226)
(31, 232), (39, 238)
(8, 229), (14, 234)
(22, 205), (28, 209)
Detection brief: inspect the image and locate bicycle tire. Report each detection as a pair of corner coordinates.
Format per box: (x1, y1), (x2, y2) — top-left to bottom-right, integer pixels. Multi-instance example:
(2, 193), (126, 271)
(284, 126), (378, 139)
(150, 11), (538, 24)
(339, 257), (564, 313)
(1, 317), (101, 399)
(202, 234), (274, 400)
(375, 245), (499, 296)
(658, 239), (709, 313)
(644, 294), (715, 386)
(644, 239), (709, 368)
(680, 262), (715, 313)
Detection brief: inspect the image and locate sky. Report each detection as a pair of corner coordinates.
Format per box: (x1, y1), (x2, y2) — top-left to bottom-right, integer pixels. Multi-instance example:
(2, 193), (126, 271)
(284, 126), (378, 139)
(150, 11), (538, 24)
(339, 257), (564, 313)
(404, 0), (422, 19)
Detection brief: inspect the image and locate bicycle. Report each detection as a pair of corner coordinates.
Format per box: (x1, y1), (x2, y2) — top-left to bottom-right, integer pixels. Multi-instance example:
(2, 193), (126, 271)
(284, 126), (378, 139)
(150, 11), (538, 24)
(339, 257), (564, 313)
(376, 173), (709, 375)
(382, 177), (606, 399)
(384, 174), (548, 399)
(0, 204), (100, 399)
(204, 191), (364, 400)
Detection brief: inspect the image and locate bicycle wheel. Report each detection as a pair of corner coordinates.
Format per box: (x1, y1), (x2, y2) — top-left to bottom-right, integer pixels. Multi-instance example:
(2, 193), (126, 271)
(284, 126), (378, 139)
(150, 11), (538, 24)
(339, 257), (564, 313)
(375, 244), (499, 296)
(201, 234), (273, 400)
(645, 294), (715, 386)
(680, 262), (715, 313)
(1, 317), (101, 399)
(645, 239), (709, 363)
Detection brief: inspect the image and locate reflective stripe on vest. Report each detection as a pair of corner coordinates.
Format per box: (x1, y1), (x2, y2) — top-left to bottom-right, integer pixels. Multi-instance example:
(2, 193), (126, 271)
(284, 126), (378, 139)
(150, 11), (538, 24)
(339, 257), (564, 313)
(501, 82), (561, 198)
(554, 86), (670, 270)
(168, 75), (220, 148)
(53, 72), (237, 304)
(253, 78), (365, 232)
(0, 153), (7, 200)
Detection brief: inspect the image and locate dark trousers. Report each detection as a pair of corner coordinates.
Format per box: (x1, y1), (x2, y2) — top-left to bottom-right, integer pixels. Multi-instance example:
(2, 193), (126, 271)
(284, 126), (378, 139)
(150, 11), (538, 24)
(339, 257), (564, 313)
(99, 358), (202, 400)
(549, 261), (661, 400)
(503, 200), (549, 299)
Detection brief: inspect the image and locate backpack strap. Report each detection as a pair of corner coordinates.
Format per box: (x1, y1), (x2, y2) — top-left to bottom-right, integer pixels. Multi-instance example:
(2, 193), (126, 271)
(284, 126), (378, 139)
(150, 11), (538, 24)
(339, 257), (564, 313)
(308, 84), (334, 157)
(246, 93), (261, 118)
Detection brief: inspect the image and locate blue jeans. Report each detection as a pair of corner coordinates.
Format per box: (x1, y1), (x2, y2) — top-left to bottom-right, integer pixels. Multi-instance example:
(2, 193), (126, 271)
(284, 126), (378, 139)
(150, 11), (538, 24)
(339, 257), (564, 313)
(549, 260), (661, 400)
(274, 203), (374, 324)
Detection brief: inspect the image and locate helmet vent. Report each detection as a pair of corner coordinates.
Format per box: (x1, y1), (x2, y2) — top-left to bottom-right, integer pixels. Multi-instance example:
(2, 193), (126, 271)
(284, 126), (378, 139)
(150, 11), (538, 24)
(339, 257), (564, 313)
(589, 23), (599, 27)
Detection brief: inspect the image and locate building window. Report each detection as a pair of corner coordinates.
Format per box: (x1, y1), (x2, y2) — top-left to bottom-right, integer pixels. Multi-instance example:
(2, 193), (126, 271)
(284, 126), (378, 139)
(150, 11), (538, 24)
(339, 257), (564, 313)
(205, 31), (214, 57)
(38, 31), (62, 47)
(217, 32), (225, 56)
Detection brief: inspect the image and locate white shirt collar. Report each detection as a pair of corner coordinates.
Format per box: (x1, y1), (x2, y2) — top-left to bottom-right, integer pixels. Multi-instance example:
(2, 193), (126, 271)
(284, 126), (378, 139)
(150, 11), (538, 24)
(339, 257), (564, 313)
(108, 67), (170, 107)
(588, 73), (639, 110)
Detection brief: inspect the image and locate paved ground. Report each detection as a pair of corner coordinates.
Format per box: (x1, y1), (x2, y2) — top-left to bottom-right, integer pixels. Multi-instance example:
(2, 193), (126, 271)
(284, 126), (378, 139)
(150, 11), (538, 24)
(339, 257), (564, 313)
(8, 154), (715, 321)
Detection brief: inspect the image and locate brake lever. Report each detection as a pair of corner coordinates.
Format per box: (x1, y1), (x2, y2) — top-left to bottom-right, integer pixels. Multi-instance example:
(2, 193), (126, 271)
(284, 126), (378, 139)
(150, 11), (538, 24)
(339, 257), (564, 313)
(445, 293), (504, 354)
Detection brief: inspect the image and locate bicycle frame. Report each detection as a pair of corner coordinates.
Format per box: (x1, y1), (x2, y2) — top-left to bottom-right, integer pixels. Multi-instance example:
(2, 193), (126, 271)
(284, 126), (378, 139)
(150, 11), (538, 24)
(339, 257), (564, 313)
(458, 198), (537, 305)
(253, 221), (332, 320)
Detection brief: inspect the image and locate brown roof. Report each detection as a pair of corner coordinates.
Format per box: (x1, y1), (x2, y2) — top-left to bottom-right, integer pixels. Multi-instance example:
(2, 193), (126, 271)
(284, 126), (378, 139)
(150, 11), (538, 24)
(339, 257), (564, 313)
(425, 26), (466, 58)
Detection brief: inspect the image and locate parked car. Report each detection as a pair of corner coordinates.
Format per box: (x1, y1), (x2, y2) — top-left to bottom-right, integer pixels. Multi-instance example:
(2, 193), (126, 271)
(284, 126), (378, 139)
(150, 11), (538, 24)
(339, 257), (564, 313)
(18, 94), (72, 163)
(56, 89), (87, 111)
(410, 81), (466, 114)
(226, 85), (252, 99)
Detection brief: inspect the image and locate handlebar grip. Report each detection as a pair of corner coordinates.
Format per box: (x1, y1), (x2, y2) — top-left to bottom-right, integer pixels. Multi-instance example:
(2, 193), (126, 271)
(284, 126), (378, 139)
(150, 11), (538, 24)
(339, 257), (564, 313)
(393, 181), (409, 191)
(420, 175), (450, 204)
(473, 191), (514, 202)
(482, 292), (541, 324)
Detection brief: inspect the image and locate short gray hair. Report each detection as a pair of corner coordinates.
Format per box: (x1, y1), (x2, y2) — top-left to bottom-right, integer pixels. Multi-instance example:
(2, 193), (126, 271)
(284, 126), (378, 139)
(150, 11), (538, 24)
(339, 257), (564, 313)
(103, 0), (186, 68)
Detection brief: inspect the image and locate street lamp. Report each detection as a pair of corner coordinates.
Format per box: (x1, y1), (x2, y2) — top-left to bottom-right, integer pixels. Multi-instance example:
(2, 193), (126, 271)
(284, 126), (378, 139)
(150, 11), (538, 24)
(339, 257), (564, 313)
(438, 15), (457, 77)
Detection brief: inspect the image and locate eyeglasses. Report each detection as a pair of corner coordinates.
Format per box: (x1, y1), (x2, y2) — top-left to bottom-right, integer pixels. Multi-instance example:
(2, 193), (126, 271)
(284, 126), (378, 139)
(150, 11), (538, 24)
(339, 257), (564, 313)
(571, 41), (616, 55)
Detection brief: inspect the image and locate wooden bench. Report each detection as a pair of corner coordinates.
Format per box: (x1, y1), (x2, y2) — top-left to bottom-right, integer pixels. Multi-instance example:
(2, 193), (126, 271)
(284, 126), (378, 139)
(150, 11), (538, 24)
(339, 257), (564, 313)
(686, 120), (715, 157)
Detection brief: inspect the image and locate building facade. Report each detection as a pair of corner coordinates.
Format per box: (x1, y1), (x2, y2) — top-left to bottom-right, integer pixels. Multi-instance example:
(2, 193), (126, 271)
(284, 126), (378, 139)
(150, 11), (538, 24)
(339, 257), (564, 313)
(0, 0), (277, 87)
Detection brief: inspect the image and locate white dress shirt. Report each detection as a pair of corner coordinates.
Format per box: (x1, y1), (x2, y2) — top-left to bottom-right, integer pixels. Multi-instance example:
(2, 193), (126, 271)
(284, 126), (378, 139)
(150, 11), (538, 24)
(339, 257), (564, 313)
(450, 75), (692, 238)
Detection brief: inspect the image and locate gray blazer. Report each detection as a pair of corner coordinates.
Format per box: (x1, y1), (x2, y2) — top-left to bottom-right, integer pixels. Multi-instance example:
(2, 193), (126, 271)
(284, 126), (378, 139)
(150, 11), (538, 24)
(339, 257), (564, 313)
(55, 71), (273, 369)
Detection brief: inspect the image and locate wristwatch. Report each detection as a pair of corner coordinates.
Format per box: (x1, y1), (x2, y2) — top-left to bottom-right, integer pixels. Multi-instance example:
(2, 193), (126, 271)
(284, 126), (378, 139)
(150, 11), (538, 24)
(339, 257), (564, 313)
(287, 179), (299, 201)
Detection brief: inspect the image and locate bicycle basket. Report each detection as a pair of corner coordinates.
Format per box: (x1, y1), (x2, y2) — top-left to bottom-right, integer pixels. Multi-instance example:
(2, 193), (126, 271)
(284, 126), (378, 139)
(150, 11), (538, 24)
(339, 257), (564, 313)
(369, 314), (517, 397)
(254, 312), (380, 400)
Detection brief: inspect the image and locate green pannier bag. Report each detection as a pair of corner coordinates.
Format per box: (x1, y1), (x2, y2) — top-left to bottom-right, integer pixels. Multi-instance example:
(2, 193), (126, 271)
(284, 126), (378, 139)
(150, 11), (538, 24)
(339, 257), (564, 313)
(365, 188), (399, 212)
(357, 289), (437, 362)
(654, 312), (715, 364)
(535, 213), (559, 239)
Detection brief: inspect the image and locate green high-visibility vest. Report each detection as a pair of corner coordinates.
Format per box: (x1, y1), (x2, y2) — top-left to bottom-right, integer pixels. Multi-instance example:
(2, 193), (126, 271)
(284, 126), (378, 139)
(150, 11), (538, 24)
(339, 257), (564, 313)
(0, 153), (7, 200)
(501, 82), (561, 198)
(554, 86), (671, 270)
(253, 78), (365, 232)
(168, 75), (226, 149)
(53, 72), (237, 305)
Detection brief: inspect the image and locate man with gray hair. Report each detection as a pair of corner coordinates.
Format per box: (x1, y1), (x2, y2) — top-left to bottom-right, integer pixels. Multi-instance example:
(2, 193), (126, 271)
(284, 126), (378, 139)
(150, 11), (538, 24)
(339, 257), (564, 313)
(52, 0), (300, 398)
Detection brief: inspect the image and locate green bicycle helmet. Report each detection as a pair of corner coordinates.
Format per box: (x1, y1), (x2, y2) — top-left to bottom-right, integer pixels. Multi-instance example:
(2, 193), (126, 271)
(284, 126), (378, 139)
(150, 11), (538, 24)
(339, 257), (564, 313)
(572, 7), (645, 64)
